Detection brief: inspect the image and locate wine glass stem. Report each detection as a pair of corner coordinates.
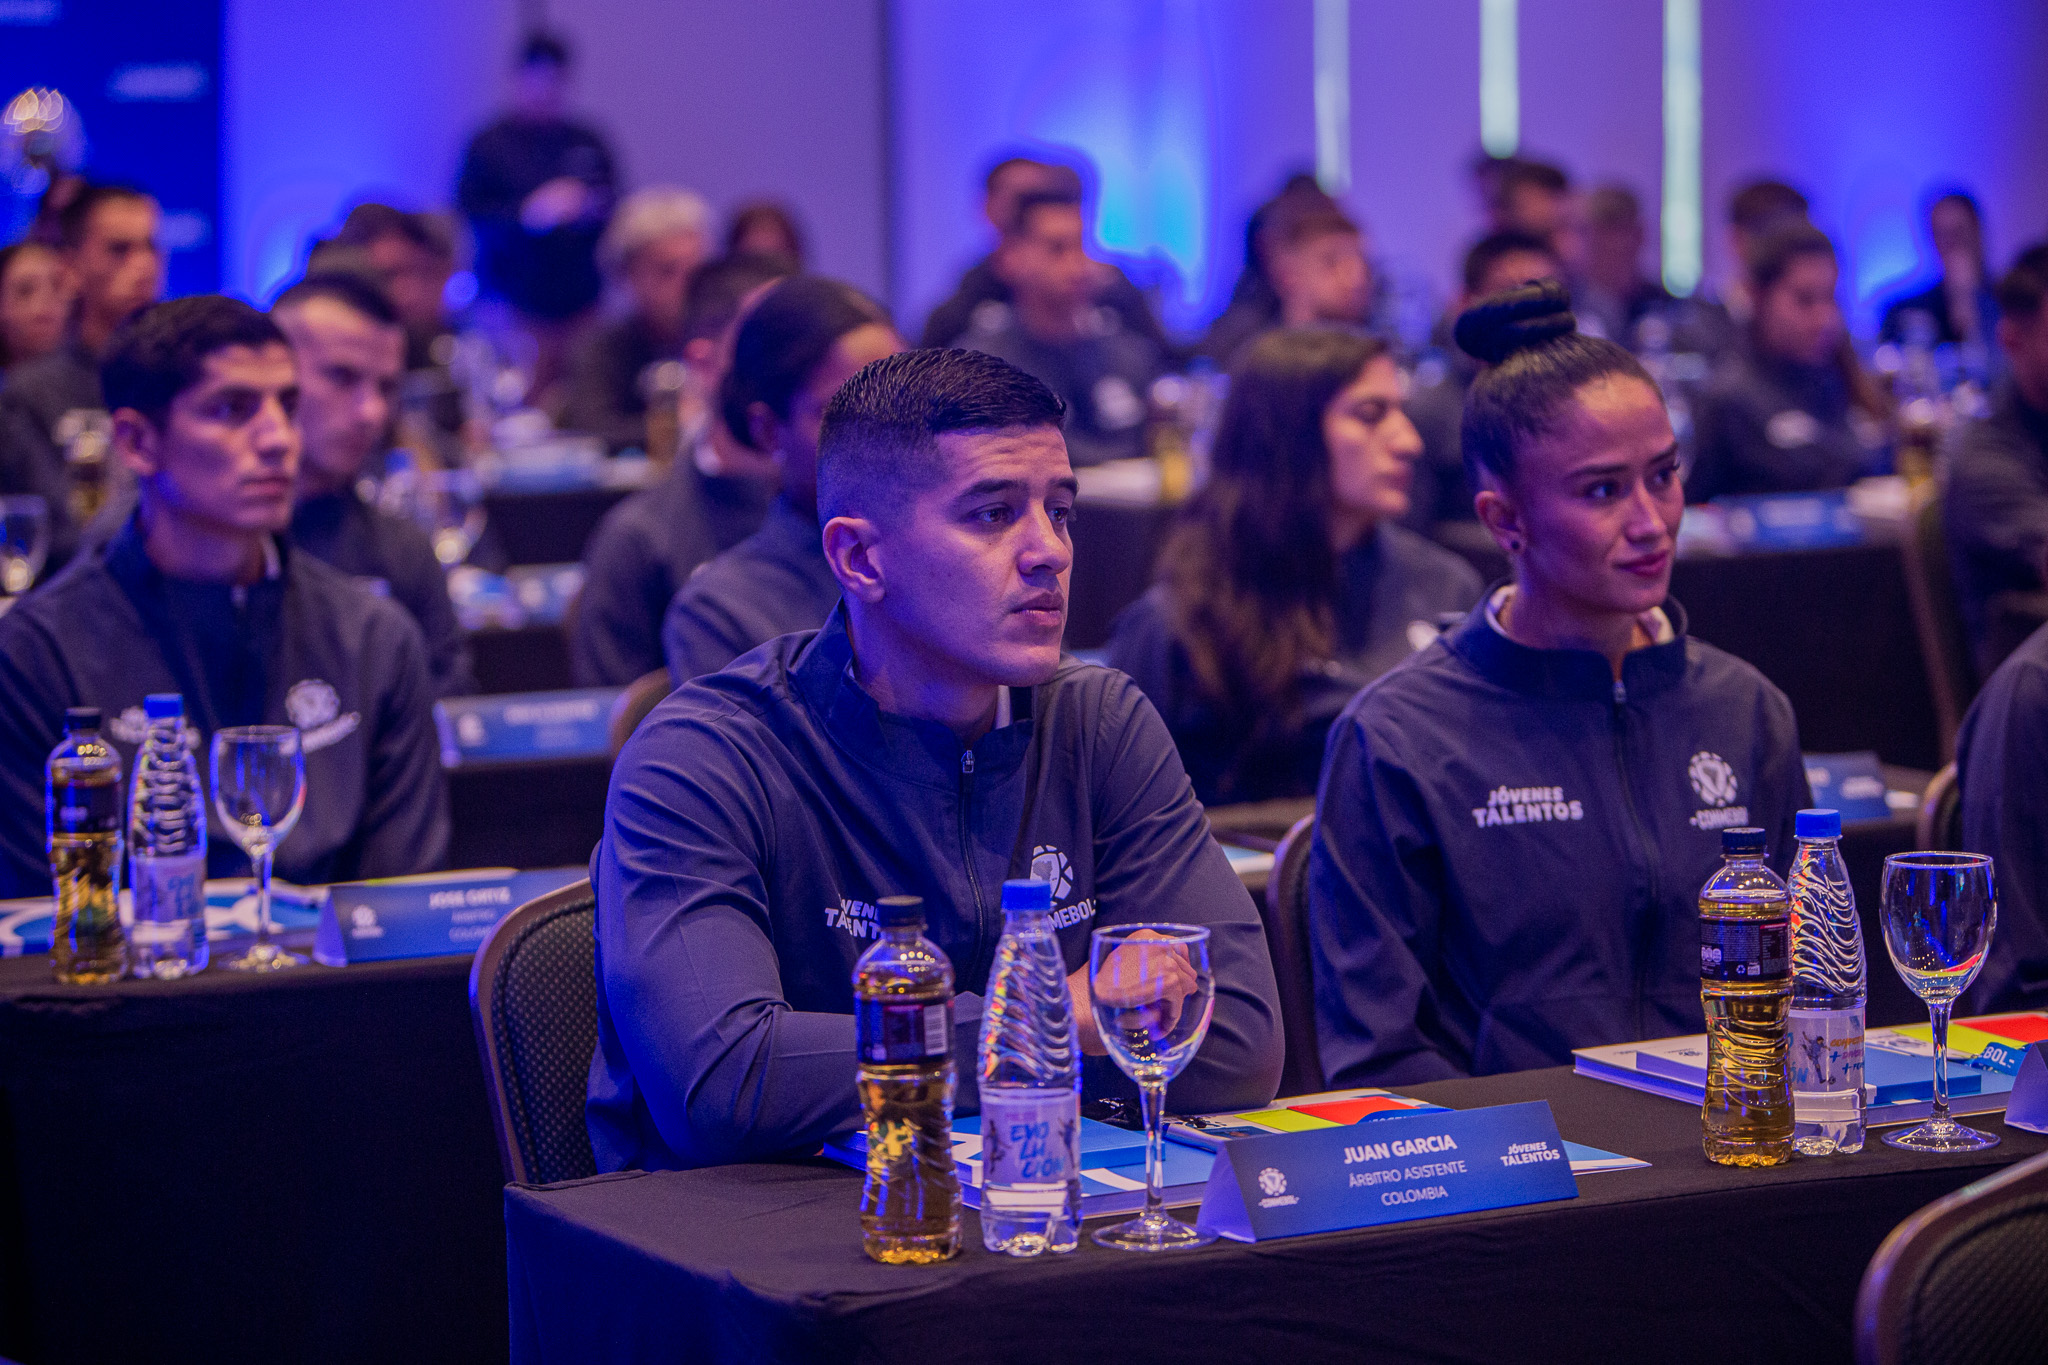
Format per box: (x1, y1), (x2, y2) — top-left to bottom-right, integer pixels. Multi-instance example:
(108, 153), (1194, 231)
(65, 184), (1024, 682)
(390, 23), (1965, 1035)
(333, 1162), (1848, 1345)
(1928, 1002), (1951, 1124)
(1139, 1079), (1166, 1225)
(254, 849), (275, 950)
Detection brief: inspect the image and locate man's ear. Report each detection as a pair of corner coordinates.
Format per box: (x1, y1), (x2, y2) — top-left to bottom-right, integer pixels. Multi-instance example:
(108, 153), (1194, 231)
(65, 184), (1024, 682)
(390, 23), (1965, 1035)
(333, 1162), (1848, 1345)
(111, 407), (160, 481)
(746, 400), (782, 460)
(822, 514), (885, 604)
(1473, 483), (1525, 559)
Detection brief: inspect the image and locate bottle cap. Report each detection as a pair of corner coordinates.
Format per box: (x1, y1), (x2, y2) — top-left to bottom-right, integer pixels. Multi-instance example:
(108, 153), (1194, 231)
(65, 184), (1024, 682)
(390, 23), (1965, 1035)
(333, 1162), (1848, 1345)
(143, 693), (184, 720)
(1721, 826), (1766, 856)
(1795, 808), (1841, 841)
(1001, 878), (1052, 913)
(62, 706), (101, 733)
(876, 895), (925, 930)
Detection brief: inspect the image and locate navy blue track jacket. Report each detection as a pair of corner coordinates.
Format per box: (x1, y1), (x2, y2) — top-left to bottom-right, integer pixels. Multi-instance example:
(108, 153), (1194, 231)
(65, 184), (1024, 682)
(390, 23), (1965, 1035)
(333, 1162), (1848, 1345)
(1309, 593), (1809, 1086)
(0, 516), (449, 895)
(590, 607), (1284, 1171)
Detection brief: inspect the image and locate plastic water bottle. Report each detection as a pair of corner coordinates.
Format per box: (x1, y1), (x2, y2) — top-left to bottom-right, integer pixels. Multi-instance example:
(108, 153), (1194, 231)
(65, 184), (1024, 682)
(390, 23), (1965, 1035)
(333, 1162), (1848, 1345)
(854, 895), (961, 1264)
(1788, 808), (1866, 1155)
(46, 707), (126, 984)
(977, 878), (1082, 1256)
(128, 693), (209, 979)
(1699, 826), (1793, 1167)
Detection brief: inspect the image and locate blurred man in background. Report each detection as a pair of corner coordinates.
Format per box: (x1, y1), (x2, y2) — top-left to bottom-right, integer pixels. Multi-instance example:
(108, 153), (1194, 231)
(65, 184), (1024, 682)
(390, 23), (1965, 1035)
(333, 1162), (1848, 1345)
(275, 273), (475, 697)
(1881, 190), (1998, 351)
(456, 30), (618, 400)
(0, 183), (163, 569)
(1575, 185), (1674, 346)
(956, 189), (1168, 466)
(1719, 179), (1809, 325)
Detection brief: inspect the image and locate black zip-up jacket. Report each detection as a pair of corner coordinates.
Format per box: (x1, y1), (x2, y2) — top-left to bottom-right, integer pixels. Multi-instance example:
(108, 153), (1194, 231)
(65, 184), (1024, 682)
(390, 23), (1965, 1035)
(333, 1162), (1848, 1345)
(1309, 593), (1808, 1086)
(589, 606), (1283, 1171)
(0, 516), (448, 894)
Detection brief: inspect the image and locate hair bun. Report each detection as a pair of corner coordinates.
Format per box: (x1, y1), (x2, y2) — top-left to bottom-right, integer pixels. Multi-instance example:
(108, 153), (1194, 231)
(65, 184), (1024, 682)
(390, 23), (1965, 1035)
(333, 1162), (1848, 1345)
(1453, 279), (1577, 365)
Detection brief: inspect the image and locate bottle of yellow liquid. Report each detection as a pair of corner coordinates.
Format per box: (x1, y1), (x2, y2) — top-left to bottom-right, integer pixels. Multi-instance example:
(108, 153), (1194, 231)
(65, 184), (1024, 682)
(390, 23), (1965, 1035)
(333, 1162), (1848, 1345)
(46, 707), (127, 984)
(1699, 826), (1794, 1166)
(854, 895), (960, 1263)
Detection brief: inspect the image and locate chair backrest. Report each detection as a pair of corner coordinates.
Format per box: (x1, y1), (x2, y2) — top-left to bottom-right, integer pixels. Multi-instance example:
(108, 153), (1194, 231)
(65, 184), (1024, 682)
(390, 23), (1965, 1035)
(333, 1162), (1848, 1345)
(607, 668), (673, 756)
(1262, 814), (1325, 1097)
(1856, 1148), (2048, 1365)
(1915, 761), (1963, 851)
(1900, 489), (1978, 764)
(468, 878), (600, 1185)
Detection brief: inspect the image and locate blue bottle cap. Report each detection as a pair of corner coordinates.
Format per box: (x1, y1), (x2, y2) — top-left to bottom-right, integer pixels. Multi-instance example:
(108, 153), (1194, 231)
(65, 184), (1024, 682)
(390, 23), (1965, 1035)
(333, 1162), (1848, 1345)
(1001, 878), (1052, 912)
(876, 895), (925, 930)
(1720, 826), (1766, 855)
(143, 693), (184, 720)
(1795, 808), (1841, 841)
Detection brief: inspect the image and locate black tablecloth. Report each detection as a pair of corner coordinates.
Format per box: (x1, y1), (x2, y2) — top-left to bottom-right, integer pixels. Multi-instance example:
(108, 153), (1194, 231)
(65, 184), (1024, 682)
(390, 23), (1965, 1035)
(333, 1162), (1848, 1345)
(504, 1066), (2046, 1365)
(0, 953), (506, 1365)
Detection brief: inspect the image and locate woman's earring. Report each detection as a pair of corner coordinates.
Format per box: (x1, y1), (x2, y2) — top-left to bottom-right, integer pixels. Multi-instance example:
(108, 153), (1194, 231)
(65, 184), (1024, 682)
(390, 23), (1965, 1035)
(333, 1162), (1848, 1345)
(1508, 538), (1522, 553)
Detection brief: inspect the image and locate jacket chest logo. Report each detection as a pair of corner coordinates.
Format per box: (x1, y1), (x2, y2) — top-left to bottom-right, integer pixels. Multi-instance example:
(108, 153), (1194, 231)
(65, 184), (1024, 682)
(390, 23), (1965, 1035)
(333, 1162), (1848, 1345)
(1686, 750), (1751, 831)
(1471, 785), (1584, 829)
(287, 679), (360, 753)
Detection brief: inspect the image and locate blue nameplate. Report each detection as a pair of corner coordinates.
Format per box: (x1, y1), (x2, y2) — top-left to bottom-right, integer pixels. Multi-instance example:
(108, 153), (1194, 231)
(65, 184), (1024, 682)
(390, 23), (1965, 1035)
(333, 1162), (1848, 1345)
(433, 688), (621, 767)
(1802, 752), (1893, 823)
(314, 868), (584, 965)
(1711, 490), (1866, 550)
(2005, 1044), (2048, 1134)
(1195, 1101), (1578, 1242)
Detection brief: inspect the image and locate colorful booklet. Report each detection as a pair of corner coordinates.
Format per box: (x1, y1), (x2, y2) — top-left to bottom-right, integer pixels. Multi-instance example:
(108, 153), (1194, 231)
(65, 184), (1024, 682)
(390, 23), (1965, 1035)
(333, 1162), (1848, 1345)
(1571, 1011), (2048, 1124)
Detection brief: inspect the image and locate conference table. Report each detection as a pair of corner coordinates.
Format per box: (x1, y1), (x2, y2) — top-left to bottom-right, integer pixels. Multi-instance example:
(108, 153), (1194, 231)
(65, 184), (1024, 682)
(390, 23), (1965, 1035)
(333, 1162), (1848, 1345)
(503, 1064), (2046, 1365)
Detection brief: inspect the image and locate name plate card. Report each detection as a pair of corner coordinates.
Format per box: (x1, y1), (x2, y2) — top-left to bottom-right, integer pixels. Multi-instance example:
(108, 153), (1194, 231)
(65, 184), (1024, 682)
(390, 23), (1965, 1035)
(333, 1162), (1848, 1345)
(2005, 1044), (2048, 1134)
(1196, 1101), (1578, 1242)
(433, 688), (622, 767)
(314, 868), (584, 965)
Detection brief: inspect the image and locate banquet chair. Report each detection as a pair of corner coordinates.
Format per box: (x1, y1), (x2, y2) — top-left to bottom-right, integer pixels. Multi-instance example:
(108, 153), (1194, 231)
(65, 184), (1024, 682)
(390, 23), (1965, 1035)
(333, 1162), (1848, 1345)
(1262, 814), (1326, 1097)
(1914, 762), (1962, 851)
(607, 668), (673, 756)
(1855, 1148), (2048, 1365)
(1899, 489), (1978, 764)
(469, 878), (600, 1185)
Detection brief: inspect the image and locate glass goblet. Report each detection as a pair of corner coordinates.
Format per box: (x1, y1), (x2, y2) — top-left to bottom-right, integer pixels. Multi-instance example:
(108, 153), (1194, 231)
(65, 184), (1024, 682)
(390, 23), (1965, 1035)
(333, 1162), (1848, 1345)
(1879, 851), (1999, 1153)
(1088, 923), (1217, 1252)
(210, 726), (307, 971)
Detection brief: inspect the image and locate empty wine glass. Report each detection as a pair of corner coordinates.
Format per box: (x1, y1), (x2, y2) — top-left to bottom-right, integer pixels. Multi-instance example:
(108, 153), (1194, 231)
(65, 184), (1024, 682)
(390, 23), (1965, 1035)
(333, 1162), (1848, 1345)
(381, 467), (486, 568)
(210, 726), (307, 971)
(1088, 923), (1217, 1252)
(0, 495), (50, 596)
(1879, 852), (1999, 1153)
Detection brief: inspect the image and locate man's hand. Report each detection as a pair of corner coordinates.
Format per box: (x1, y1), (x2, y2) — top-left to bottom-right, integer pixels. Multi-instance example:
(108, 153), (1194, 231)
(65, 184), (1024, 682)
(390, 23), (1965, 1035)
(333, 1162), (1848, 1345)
(520, 177), (593, 231)
(1067, 930), (1198, 1056)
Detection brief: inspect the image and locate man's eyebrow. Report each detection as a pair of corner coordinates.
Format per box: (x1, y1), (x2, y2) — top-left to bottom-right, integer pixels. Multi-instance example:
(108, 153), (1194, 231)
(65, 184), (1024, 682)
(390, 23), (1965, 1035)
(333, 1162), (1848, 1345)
(952, 478), (1028, 499)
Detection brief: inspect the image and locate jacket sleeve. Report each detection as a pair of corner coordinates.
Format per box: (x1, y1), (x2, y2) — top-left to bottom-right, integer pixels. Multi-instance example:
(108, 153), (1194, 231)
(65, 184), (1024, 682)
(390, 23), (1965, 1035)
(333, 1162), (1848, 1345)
(594, 709), (863, 1166)
(1308, 703), (1469, 1086)
(571, 511), (664, 687)
(1946, 422), (2048, 595)
(1088, 673), (1283, 1112)
(354, 608), (450, 877)
(1959, 655), (2048, 1011)
(0, 616), (68, 897)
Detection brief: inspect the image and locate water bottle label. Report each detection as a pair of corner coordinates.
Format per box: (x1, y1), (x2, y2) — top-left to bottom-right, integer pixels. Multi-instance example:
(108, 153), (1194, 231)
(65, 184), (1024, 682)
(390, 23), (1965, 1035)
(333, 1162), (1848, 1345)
(132, 853), (206, 923)
(52, 780), (121, 835)
(857, 1000), (952, 1063)
(981, 1090), (1079, 1185)
(1700, 917), (1789, 981)
(1789, 1009), (1865, 1092)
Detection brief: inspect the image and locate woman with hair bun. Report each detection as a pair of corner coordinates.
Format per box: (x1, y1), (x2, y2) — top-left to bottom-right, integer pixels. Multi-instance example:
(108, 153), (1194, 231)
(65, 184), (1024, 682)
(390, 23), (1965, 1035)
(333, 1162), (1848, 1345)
(1308, 280), (1811, 1087)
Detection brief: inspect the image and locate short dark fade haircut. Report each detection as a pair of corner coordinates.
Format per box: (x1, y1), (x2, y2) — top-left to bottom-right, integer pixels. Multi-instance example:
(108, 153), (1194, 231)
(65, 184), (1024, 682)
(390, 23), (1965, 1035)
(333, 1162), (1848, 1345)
(273, 270), (400, 327)
(1996, 243), (2048, 322)
(102, 296), (289, 426)
(1463, 229), (1559, 295)
(817, 349), (1066, 522)
(1455, 280), (1656, 489)
(58, 182), (155, 251)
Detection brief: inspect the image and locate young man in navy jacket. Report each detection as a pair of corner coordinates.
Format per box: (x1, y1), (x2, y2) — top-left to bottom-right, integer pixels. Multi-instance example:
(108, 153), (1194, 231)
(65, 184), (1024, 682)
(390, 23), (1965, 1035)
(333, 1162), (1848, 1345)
(0, 297), (448, 895)
(590, 348), (1282, 1171)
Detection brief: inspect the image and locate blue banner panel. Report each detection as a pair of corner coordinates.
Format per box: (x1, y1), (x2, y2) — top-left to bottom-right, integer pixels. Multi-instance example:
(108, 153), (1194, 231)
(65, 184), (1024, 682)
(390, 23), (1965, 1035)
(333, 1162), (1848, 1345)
(1, 0), (222, 294)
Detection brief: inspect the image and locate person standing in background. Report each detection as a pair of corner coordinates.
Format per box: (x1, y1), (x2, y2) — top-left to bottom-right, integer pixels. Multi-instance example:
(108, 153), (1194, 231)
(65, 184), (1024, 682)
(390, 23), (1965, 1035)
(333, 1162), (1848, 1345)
(0, 183), (163, 570)
(456, 30), (618, 402)
(562, 188), (713, 452)
(274, 273), (476, 698)
(0, 241), (73, 377)
(1880, 190), (1999, 351)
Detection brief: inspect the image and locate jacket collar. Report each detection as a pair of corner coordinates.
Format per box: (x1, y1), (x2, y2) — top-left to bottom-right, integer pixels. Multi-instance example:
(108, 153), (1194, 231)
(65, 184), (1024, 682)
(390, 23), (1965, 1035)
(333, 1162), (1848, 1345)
(791, 604), (1038, 791)
(1445, 582), (1690, 703)
(105, 512), (285, 598)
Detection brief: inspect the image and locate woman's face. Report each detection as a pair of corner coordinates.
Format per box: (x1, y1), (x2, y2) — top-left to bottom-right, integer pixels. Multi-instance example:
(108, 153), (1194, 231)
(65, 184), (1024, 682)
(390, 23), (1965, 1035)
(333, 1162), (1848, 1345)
(1757, 252), (1844, 367)
(1323, 354), (1423, 531)
(1, 245), (72, 364)
(1492, 374), (1682, 621)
